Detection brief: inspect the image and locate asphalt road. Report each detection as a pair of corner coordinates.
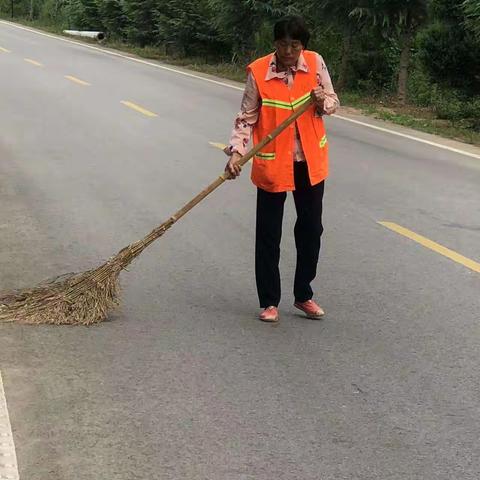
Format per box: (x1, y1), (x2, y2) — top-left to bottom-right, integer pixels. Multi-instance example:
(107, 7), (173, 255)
(0, 20), (479, 480)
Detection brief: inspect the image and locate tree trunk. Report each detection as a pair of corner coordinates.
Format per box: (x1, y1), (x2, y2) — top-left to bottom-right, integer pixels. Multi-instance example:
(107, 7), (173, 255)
(336, 30), (352, 92)
(397, 29), (414, 105)
(29, 0), (34, 20)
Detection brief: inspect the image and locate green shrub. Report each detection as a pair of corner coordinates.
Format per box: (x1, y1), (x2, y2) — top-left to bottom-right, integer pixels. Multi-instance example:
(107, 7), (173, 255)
(408, 67), (434, 107)
(417, 21), (480, 93)
(429, 87), (480, 131)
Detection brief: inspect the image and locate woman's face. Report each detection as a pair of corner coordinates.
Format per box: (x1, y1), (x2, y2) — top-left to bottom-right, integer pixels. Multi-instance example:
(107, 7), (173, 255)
(274, 37), (303, 67)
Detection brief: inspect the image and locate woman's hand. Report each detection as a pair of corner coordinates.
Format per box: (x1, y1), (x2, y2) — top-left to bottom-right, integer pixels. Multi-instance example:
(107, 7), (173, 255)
(311, 86), (326, 110)
(225, 152), (243, 179)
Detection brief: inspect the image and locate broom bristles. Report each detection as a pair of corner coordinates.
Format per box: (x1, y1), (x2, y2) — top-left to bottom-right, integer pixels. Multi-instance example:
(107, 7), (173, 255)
(0, 263), (121, 326)
(0, 218), (174, 325)
(0, 231), (160, 325)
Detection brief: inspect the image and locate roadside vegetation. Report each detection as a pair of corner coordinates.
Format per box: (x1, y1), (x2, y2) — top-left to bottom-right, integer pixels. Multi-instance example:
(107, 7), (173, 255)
(2, 0), (479, 145)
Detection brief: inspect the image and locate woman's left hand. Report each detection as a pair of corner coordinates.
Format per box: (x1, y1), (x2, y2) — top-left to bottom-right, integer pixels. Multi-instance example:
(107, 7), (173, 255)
(311, 86), (326, 109)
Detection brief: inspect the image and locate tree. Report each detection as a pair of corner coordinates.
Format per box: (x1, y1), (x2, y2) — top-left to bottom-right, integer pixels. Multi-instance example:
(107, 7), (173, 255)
(463, 0), (480, 40)
(123, 0), (158, 47)
(64, 0), (86, 28)
(82, 0), (101, 28)
(40, 0), (67, 25)
(351, 0), (429, 103)
(156, 0), (222, 57)
(207, 0), (285, 61)
(98, 0), (127, 39)
(317, 0), (361, 91)
(64, 0), (102, 29)
(418, 0), (480, 94)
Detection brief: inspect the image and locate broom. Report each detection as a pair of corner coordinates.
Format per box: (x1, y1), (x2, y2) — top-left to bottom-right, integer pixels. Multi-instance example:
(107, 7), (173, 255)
(0, 97), (315, 325)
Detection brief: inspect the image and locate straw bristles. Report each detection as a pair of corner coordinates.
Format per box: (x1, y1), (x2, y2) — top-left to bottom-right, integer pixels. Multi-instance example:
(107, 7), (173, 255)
(0, 219), (173, 325)
(0, 260), (122, 326)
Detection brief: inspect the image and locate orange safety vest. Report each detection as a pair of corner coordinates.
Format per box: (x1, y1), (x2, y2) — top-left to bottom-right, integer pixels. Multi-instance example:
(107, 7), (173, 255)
(248, 50), (329, 193)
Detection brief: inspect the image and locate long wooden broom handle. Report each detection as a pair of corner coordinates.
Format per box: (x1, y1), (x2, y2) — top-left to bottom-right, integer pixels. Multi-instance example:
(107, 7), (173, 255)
(126, 96), (315, 257)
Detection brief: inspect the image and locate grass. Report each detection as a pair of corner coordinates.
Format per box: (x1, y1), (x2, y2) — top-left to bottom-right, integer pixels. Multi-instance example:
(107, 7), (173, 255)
(340, 92), (480, 146)
(105, 40), (247, 82)
(3, 16), (480, 147)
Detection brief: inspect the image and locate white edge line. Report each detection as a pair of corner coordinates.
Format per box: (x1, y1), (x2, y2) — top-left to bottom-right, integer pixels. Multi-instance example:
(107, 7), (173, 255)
(332, 114), (480, 161)
(0, 20), (243, 92)
(1, 19), (479, 161)
(0, 372), (19, 480)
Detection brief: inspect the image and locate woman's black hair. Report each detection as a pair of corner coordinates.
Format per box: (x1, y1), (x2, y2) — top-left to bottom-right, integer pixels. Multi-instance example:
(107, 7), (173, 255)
(274, 16), (310, 49)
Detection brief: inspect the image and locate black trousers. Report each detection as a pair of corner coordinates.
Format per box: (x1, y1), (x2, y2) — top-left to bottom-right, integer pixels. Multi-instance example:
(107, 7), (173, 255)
(255, 162), (325, 308)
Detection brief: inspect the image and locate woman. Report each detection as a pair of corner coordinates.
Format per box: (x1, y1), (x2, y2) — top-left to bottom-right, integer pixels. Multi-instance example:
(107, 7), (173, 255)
(225, 16), (339, 323)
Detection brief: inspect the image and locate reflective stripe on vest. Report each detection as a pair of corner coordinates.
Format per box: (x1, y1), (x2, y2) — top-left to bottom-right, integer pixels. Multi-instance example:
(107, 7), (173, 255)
(262, 92), (311, 110)
(320, 135), (328, 148)
(255, 152), (276, 160)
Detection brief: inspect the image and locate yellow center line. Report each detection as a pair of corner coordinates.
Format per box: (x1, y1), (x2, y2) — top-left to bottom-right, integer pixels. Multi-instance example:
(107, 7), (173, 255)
(378, 221), (480, 273)
(121, 100), (157, 118)
(0, 47), (10, 53)
(209, 141), (252, 164)
(65, 75), (90, 86)
(24, 58), (43, 67)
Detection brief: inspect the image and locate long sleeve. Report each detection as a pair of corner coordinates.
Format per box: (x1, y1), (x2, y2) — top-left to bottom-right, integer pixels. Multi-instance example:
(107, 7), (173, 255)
(315, 54), (340, 115)
(226, 72), (261, 156)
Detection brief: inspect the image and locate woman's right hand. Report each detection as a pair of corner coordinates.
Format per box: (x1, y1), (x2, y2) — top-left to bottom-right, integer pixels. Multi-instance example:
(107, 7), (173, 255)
(225, 152), (243, 179)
